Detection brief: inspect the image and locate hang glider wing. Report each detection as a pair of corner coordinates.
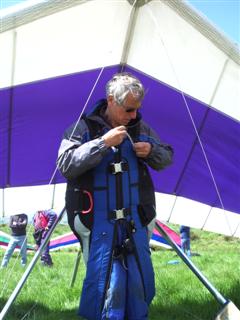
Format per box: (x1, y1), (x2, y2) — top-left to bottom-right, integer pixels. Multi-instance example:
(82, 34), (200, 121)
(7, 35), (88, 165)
(0, 0), (239, 238)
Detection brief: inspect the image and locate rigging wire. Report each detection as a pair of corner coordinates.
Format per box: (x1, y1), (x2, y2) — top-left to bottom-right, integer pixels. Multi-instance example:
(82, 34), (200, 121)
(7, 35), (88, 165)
(146, 3), (233, 236)
(48, 66), (105, 186)
(165, 194), (178, 223)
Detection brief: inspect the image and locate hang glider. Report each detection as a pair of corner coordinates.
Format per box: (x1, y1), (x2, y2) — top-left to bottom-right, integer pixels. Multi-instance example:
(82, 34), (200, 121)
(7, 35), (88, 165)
(0, 231), (12, 249)
(151, 220), (181, 249)
(0, 0), (239, 240)
(0, 231), (34, 251)
(1, 2), (240, 320)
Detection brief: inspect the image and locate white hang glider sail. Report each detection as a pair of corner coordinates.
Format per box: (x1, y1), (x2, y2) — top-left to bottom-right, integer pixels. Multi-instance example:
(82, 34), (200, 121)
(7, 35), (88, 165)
(0, 0), (239, 239)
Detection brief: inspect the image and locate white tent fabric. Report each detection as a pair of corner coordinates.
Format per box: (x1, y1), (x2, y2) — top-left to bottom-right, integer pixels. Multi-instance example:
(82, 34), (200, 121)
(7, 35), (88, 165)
(0, 0), (239, 237)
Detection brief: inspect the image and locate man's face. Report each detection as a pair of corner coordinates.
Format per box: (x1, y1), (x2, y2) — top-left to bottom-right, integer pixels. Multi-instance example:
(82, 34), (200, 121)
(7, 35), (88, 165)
(107, 93), (141, 127)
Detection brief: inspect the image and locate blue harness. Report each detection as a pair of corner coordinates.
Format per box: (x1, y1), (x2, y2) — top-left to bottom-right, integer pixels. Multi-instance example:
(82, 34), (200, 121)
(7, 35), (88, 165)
(76, 138), (155, 319)
(65, 107), (156, 319)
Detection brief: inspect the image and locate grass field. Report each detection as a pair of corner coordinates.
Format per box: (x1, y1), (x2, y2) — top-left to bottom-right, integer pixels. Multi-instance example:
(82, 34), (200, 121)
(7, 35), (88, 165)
(0, 224), (239, 320)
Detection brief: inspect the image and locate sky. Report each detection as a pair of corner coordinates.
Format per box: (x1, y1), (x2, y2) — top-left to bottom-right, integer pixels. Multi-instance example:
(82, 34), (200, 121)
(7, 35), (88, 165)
(187, 0), (240, 45)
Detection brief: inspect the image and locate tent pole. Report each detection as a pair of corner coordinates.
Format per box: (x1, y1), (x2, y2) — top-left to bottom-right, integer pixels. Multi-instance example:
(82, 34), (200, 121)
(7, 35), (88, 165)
(0, 207), (66, 320)
(155, 220), (227, 306)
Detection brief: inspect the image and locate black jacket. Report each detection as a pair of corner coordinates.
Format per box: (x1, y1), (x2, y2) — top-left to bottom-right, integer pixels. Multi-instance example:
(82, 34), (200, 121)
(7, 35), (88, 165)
(9, 214), (28, 236)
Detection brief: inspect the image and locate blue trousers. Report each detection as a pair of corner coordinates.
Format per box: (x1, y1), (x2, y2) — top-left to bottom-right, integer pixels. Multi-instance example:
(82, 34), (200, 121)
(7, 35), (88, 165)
(1, 235), (27, 267)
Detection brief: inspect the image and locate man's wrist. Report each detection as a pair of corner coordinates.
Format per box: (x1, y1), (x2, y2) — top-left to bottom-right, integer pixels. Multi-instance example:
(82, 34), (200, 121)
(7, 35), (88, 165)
(98, 137), (108, 151)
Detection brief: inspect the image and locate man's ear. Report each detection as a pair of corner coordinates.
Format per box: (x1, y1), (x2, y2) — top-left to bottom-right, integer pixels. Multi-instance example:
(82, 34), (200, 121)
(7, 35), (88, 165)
(107, 95), (114, 106)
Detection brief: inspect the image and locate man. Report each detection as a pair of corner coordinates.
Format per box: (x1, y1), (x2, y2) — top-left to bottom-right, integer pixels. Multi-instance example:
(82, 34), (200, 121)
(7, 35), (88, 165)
(1, 213), (28, 268)
(57, 72), (173, 319)
(33, 209), (57, 266)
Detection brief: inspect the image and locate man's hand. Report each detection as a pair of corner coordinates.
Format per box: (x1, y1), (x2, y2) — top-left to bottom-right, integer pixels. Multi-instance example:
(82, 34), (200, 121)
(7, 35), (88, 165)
(103, 126), (127, 147)
(134, 142), (152, 158)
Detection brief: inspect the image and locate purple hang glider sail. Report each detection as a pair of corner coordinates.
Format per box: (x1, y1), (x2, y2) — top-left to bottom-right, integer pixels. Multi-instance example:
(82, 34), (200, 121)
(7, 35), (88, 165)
(0, 65), (239, 215)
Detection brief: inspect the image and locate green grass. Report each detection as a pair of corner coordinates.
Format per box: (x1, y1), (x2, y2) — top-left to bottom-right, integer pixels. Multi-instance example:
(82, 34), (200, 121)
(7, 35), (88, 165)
(0, 225), (239, 320)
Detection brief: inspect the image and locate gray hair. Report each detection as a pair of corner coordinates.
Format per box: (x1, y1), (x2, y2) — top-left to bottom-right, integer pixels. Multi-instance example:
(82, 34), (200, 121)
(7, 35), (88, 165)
(106, 72), (145, 105)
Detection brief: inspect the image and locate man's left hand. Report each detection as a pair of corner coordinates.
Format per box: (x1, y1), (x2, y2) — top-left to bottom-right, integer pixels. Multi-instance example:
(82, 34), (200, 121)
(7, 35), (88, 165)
(134, 142), (151, 158)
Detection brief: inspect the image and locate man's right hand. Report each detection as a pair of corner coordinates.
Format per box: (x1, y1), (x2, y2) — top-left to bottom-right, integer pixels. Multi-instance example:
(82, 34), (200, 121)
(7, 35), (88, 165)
(102, 126), (127, 147)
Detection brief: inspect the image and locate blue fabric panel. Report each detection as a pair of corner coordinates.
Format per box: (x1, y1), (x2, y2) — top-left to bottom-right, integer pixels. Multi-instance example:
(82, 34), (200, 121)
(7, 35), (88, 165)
(126, 254), (148, 320)
(79, 231), (113, 320)
(101, 259), (127, 320)
(121, 139), (139, 208)
(101, 256), (148, 320)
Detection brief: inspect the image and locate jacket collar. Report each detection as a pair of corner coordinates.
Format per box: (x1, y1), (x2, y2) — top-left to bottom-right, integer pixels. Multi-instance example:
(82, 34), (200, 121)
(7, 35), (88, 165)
(87, 99), (142, 130)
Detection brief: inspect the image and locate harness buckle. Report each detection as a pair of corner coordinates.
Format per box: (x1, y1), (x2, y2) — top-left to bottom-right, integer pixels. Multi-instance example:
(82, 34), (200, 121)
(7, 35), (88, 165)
(109, 162), (128, 174)
(114, 208), (126, 219)
(108, 208), (130, 220)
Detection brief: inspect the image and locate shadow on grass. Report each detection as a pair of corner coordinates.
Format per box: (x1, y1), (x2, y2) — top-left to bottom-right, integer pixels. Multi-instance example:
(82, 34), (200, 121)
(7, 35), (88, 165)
(149, 282), (240, 320)
(0, 298), (80, 320)
(0, 298), (223, 320)
(1, 282), (239, 320)
(149, 298), (219, 320)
